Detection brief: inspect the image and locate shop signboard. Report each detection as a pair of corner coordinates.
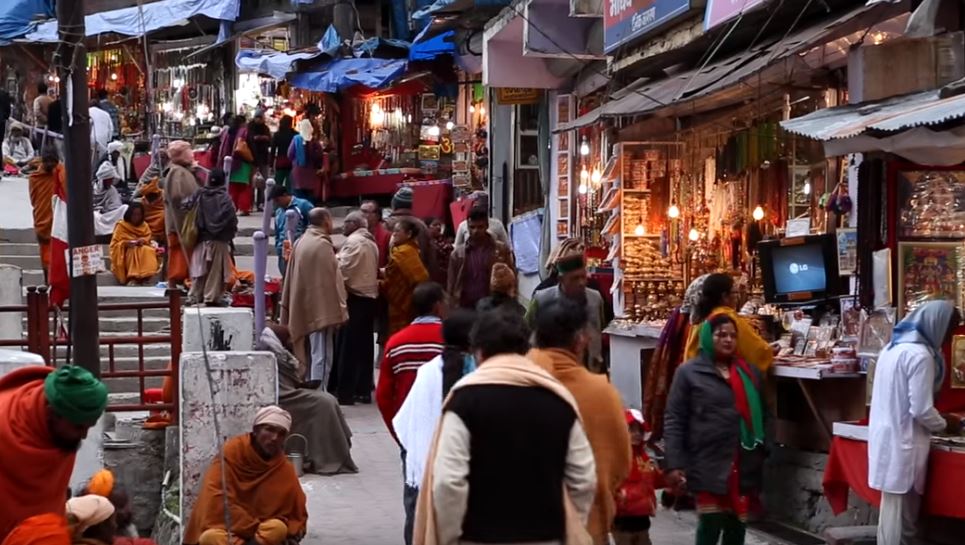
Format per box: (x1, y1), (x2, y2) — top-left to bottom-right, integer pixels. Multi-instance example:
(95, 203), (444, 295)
(604, 0), (692, 54)
(704, 0), (768, 30)
(495, 88), (542, 105)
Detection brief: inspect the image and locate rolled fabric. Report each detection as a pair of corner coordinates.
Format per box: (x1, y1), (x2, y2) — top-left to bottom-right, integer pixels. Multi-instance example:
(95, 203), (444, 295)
(43, 365), (108, 425)
(253, 405), (292, 433)
(65, 495), (114, 534)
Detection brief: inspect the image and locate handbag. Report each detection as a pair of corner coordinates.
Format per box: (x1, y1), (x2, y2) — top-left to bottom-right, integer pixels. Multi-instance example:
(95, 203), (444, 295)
(180, 202), (200, 251)
(234, 137), (254, 163)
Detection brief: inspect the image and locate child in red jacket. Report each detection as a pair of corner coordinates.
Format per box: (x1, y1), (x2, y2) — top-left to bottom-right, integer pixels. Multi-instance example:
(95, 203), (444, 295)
(613, 409), (663, 545)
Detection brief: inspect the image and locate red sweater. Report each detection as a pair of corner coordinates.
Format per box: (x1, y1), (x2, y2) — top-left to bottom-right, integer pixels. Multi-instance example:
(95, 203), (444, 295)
(376, 321), (444, 440)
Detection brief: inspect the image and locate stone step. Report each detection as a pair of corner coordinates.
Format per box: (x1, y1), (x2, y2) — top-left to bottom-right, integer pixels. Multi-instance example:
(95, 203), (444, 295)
(232, 238), (277, 257)
(23, 269), (121, 287)
(26, 315), (170, 333)
(0, 228), (38, 244)
(0, 242), (42, 256)
(55, 341), (172, 359)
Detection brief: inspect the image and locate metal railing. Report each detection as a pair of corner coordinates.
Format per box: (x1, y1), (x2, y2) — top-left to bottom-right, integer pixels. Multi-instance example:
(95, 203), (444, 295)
(0, 286), (182, 421)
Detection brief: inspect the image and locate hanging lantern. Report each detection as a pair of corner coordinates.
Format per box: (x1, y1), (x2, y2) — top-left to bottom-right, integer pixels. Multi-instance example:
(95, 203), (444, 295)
(579, 136), (590, 156)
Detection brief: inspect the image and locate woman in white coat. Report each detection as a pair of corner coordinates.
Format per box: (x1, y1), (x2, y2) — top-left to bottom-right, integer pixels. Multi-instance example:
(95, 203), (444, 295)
(868, 299), (961, 545)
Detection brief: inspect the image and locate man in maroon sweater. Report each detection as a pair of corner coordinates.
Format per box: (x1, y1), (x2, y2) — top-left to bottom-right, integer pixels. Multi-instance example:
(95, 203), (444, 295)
(376, 281), (446, 545)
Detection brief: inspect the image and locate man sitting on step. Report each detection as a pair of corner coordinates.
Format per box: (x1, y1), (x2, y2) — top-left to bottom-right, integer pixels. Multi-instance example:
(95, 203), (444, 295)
(184, 406), (308, 545)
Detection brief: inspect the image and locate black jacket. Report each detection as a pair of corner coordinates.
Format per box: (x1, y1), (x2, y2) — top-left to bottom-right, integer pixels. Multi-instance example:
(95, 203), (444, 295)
(663, 353), (766, 496)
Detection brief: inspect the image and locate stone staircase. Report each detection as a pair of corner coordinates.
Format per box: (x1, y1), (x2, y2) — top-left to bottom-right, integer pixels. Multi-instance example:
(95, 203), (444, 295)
(0, 206), (352, 396)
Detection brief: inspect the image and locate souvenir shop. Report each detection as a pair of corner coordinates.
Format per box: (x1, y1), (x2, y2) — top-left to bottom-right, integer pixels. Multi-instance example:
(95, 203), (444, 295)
(87, 46), (148, 137)
(149, 42), (227, 140)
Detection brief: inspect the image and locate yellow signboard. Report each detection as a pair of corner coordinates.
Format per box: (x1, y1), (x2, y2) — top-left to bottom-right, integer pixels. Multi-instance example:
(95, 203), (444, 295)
(495, 88), (542, 105)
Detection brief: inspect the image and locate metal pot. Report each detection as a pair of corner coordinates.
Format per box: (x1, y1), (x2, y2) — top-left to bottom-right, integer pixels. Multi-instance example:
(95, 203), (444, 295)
(284, 433), (308, 477)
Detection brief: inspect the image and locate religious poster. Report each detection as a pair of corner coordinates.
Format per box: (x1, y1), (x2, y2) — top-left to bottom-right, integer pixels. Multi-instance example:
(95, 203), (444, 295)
(897, 242), (962, 316)
(952, 335), (965, 389)
(836, 228), (857, 274)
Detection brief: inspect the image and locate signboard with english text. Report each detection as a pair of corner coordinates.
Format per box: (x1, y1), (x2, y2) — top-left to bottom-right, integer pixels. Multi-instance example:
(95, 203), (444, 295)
(603, 0), (693, 54)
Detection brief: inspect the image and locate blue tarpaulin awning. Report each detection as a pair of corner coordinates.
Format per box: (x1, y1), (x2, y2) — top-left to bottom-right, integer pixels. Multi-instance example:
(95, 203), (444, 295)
(289, 57), (409, 93)
(236, 49), (323, 80)
(20, 0), (239, 42)
(409, 28), (456, 60)
(0, 0), (52, 42)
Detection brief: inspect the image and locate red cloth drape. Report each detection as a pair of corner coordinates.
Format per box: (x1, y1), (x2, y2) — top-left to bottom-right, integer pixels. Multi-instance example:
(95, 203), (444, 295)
(823, 436), (965, 519)
(408, 180), (451, 222)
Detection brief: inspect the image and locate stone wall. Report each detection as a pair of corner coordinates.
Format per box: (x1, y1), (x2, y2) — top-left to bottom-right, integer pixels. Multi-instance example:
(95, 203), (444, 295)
(763, 446), (876, 534)
(103, 416), (166, 534)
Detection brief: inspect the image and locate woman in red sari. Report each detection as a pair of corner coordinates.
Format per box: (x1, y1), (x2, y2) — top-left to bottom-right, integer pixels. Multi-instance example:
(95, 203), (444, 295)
(663, 314), (767, 545)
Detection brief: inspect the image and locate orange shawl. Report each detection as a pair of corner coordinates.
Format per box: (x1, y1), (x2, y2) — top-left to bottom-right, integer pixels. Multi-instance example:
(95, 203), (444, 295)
(109, 221), (158, 285)
(382, 241), (429, 336)
(0, 367), (77, 541)
(183, 434), (308, 544)
(138, 178), (165, 240)
(0, 513), (70, 545)
(528, 348), (632, 544)
(28, 164), (64, 241)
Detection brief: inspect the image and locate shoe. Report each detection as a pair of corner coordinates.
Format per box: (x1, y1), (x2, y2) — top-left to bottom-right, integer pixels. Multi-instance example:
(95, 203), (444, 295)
(355, 394), (372, 404)
(338, 397), (356, 406)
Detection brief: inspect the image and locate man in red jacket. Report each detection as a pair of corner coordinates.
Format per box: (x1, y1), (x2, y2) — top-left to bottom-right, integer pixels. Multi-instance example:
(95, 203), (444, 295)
(376, 281), (446, 545)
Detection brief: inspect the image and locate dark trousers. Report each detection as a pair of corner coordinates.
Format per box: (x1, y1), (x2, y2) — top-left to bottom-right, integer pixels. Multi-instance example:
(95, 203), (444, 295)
(401, 448), (418, 545)
(333, 293), (376, 401)
(696, 513), (745, 545)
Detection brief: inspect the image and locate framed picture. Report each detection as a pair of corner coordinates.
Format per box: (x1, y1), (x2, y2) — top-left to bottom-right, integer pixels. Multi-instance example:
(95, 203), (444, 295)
(836, 228), (857, 274)
(421, 94), (439, 113)
(558, 176), (569, 198)
(896, 168), (965, 239)
(897, 242), (962, 317)
(557, 154), (569, 177)
(952, 335), (965, 389)
(858, 308), (896, 357)
(559, 132), (570, 151)
(556, 220), (569, 238)
(558, 198), (569, 219)
(840, 298), (861, 338)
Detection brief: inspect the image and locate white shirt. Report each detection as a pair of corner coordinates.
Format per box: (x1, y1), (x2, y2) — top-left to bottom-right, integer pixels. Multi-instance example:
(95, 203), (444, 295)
(89, 106), (114, 156)
(868, 343), (946, 494)
(453, 217), (510, 250)
(2, 137), (33, 163)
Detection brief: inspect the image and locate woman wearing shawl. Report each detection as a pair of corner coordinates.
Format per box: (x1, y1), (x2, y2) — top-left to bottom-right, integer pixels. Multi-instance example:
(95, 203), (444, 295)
(664, 314), (766, 545)
(259, 325), (359, 474)
(382, 217), (430, 336)
(161, 140), (201, 287)
(869, 300), (961, 545)
(683, 273), (776, 374)
(109, 204), (160, 286)
(219, 115), (254, 215)
(271, 115), (296, 191)
(287, 119), (323, 203)
(188, 169), (238, 306)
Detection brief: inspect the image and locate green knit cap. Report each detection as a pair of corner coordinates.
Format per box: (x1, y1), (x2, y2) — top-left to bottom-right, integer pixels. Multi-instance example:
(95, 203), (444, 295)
(44, 365), (108, 425)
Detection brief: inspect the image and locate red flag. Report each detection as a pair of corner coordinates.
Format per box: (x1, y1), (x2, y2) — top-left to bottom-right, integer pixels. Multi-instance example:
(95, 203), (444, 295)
(49, 174), (69, 307)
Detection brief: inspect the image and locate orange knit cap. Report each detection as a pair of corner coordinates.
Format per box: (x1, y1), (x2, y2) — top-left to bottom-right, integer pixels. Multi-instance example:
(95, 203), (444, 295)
(87, 469), (115, 498)
(1, 514), (70, 545)
(490, 262), (517, 297)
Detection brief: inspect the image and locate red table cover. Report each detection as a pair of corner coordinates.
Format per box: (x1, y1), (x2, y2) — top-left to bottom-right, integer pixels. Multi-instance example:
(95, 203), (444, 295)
(823, 436), (965, 519)
(406, 180), (452, 223)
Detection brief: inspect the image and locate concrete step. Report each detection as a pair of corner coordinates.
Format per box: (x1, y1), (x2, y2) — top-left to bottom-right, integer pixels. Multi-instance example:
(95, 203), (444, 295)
(3, 254), (115, 270)
(27, 315), (170, 333)
(23, 269), (121, 287)
(0, 228), (38, 244)
(232, 238), (277, 257)
(0, 242), (42, 256)
(55, 342), (172, 359)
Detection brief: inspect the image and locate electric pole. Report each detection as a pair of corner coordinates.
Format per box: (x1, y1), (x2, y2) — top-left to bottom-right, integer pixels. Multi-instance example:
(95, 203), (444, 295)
(56, 0), (100, 376)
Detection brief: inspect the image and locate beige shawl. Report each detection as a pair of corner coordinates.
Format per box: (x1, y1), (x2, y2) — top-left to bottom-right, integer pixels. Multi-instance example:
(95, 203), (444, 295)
(161, 163), (200, 235)
(280, 226), (348, 368)
(413, 354), (593, 545)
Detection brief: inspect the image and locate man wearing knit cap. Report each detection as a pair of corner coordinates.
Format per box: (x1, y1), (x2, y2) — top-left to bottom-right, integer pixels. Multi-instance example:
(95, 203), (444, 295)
(185, 406), (308, 545)
(0, 365), (109, 540)
(386, 186), (435, 272)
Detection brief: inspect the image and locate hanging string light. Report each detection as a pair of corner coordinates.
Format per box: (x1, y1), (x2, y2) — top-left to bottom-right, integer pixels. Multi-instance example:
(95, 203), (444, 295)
(668, 203), (680, 219)
(689, 228), (700, 241)
(580, 136), (590, 156)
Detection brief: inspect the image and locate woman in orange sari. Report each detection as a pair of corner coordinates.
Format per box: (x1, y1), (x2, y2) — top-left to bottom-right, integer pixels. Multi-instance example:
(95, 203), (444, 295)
(109, 204), (160, 286)
(381, 217), (429, 336)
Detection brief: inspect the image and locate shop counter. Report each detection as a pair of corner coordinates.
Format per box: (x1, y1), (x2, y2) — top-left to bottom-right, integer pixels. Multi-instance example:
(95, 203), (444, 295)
(823, 430), (965, 519)
(604, 322), (664, 410)
(771, 361), (867, 450)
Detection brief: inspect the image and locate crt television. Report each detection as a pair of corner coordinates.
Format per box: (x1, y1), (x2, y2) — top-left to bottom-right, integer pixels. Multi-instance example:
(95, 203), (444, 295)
(758, 234), (841, 303)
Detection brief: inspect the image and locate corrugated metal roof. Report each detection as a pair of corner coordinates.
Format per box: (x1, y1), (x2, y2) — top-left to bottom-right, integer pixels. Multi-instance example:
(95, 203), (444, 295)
(780, 90), (965, 140)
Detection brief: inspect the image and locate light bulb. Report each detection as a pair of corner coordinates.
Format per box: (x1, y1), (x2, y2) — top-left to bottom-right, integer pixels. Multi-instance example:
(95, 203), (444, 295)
(803, 181), (811, 195)
(634, 224), (645, 236)
(479, 106), (486, 116)
(110, 73), (118, 81)
(469, 104), (475, 113)
(752, 205), (765, 221)
(428, 125), (441, 137)
(579, 137), (590, 156)
(689, 228), (700, 241)
(446, 120), (454, 130)
(668, 204), (680, 219)
(591, 168), (602, 185)
(53, 76), (60, 83)
(578, 183), (588, 195)
(580, 167), (589, 183)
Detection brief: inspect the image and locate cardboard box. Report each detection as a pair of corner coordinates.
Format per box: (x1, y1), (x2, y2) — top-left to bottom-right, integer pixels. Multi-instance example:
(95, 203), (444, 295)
(848, 32), (965, 103)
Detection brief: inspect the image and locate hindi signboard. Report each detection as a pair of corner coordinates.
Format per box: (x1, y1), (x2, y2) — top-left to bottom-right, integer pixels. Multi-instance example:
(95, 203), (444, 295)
(604, 0), (692, 54)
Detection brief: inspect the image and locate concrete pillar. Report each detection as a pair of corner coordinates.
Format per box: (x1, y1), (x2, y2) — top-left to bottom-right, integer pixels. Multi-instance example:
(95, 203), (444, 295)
(182, 307), (254, 352)
(0, 265), (23, 343)
(178, 351), (278, 530)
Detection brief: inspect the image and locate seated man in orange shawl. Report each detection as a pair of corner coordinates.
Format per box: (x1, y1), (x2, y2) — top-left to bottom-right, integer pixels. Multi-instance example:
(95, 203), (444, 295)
(28, 146), (65, 276)
(0, 365), (109, 540)
(137, 177), (166, 243)
(109, 203), (161, 286)
(184, 406), (308, 545)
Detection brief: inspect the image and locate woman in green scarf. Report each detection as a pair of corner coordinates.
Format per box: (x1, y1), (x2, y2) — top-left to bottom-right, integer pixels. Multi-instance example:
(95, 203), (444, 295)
(663, 314), (767, 545)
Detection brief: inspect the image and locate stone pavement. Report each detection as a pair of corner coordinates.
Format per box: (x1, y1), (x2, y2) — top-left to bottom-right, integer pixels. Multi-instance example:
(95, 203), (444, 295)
(297, 404), (770, 545)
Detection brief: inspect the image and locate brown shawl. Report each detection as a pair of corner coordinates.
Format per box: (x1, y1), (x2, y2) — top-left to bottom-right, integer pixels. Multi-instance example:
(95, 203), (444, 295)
(161, 164), (199, 236)
(528, 348), (632, 544)
(413, 354), (593, 545)
(280, 226), (348, 368)
(183, 434), (308, 544)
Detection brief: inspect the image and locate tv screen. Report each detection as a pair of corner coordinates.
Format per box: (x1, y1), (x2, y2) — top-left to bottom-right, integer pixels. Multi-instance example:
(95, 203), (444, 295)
(758, 234), (840, 303)
(771, 243), (827, 295)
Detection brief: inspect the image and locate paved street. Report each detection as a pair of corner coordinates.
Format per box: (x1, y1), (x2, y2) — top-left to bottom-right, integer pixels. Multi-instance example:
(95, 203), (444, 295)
(298, 404), (769, 545)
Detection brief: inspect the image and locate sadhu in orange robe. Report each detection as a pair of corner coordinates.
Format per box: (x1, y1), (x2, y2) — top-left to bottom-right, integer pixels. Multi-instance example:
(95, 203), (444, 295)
(183, 434), (308, 545)
(28, 163), (65, 274)
(0, 368), (78, 541)
(109, 216), (160, 285)
(138, 177), (166, 242)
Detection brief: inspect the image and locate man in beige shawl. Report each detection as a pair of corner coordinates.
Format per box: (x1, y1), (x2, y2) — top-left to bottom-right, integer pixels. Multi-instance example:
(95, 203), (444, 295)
(281, 208), (348, 389)
(414, 309), (597, 545)
(161, 140), (201, 286)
